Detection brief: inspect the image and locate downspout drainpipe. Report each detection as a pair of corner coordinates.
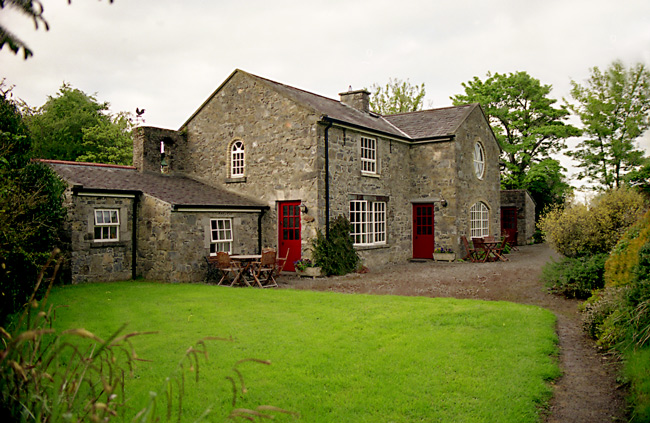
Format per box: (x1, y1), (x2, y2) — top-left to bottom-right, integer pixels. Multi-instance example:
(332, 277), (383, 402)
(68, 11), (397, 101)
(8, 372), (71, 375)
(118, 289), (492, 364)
(323, 117), (333, 239)
(257, 208), (266, 253)
(131, 194), (139, 280)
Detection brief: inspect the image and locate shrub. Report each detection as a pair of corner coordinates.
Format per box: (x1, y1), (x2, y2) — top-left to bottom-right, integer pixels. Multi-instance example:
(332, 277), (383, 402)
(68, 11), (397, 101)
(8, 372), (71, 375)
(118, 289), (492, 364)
(539, 187), (647, 258)
(541, 253), (608, 299)
(0, 89), (67, 324)
(312, 215), (360, 276)
(581, 287), (626, 340)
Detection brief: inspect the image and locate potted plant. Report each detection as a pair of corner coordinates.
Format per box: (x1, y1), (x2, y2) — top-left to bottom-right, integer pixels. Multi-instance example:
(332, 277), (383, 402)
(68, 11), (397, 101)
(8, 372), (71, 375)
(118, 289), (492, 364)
(433, 247), (455, 262)
(294, 259), (322, 278)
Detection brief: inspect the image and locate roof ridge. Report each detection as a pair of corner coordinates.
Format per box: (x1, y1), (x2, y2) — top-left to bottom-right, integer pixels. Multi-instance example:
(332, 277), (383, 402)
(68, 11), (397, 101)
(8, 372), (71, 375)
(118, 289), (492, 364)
(35, 159), (136, 170)
(385, 103), (477, 118)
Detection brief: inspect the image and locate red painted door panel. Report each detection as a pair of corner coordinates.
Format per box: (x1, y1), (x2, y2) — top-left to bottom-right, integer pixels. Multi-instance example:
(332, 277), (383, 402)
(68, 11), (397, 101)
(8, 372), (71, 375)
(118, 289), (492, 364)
(278, 201), (301, 272)
(413, 204), (435, 259)
(501, 207), (518, 246)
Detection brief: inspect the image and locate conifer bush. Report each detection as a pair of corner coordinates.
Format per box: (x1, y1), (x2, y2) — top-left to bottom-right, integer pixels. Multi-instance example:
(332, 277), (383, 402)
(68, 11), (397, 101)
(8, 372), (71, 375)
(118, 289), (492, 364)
(312, 216), (360, 276)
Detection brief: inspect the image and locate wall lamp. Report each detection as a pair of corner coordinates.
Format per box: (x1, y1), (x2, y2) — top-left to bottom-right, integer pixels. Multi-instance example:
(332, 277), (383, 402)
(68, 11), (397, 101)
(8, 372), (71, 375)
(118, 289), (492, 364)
(300, 204), (308, 214)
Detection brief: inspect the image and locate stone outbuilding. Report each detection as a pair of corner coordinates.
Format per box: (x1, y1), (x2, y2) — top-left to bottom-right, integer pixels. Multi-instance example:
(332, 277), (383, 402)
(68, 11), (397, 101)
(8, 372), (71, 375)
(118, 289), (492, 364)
(500, 189), (536, 246)
(48, 69), (502, 283)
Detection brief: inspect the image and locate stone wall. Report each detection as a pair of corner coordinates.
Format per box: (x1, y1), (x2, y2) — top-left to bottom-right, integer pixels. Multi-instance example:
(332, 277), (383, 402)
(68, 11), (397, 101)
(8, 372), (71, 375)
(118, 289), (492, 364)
(64, 191), (135, 284)
(133, 126), (185, 174)
(137, 194), (260, 282)
(182, 71), (322, 258)
(452, 107), (502, 252)
(501, 189), (536, 245)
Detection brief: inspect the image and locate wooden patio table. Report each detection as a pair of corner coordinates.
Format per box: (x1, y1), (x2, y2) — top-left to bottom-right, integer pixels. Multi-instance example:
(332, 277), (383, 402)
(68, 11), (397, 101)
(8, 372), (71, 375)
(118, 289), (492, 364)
(230, 254), (262, 287)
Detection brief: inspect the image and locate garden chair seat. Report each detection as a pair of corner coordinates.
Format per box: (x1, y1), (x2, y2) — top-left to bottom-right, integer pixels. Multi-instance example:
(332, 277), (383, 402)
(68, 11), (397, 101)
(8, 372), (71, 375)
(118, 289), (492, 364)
(461, 236), (480, 262)
(213, 252), (241, 286)
(252, 250), (278, 288)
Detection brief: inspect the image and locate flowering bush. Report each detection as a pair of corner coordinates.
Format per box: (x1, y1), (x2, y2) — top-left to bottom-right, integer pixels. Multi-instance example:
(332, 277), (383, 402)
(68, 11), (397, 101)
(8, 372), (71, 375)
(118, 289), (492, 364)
(434, 247), (453, 254)
(294, 259), (313, 271)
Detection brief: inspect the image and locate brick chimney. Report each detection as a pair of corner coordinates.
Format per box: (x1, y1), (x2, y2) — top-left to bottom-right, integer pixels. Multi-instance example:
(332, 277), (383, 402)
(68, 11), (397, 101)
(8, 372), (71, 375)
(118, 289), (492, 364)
(339, 88), (370, 113)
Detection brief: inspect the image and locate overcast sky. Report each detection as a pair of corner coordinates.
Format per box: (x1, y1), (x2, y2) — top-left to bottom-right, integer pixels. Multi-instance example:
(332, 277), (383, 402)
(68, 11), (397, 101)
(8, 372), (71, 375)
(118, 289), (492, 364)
(2, 0), (650, 186)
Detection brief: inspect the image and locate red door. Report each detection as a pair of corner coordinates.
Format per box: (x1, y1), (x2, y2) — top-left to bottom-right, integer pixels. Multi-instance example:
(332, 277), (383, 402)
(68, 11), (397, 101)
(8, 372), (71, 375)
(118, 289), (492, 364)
(278, 201), (301, 271)
(501, 207), (518, 246)
(413, 204), (435, 259)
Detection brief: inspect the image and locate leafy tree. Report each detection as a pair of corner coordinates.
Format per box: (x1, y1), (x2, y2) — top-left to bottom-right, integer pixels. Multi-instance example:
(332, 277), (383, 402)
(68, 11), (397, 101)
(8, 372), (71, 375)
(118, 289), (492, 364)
(26, 83), (111, 161)
(26, 82), (134, 165)
(1, 0), (113, 59)
(452, 71), (580, 190)
(368, 78), (426, 115)
(0, 83), (66, 323)
(567, 61), (650, 190)
(523, 158), (573, 219)
(77, 111), (134, 165)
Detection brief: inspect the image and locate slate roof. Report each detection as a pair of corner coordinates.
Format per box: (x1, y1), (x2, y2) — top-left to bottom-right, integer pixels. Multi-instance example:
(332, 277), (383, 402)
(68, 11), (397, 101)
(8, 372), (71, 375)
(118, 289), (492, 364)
(185, 69), (481, 142)
(43, 160), (266, 209)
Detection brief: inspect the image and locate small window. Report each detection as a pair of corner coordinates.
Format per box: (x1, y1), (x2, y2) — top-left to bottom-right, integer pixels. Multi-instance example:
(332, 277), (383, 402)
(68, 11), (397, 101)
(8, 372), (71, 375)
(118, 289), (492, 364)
(473, 142), (485, 179)
(94, 209), (119, 242)
(210, 219), (233, 255)
(360, 137), (377, 174)
(350, 200), (386, 246)
(470, 202), (489, 238)
(231, 141), (245, 178)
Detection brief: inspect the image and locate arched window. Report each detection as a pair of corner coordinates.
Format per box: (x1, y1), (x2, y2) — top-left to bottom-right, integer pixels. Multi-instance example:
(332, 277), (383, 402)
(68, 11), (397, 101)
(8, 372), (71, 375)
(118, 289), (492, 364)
(230, 140), (245, 178)
(473, 142), (485, 179)
(470, 202), (489, 238)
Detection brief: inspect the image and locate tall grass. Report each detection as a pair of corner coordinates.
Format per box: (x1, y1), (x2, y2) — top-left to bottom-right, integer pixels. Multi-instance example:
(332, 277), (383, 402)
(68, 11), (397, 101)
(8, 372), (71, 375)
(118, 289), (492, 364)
(47, 282), (560, 422)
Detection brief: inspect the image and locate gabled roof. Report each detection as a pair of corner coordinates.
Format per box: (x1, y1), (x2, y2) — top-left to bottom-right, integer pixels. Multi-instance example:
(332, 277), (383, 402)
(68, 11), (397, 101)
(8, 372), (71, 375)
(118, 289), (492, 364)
(42, 160), (266, 210)
(383, 104), (477, 140)
(182, 69), (482, 142)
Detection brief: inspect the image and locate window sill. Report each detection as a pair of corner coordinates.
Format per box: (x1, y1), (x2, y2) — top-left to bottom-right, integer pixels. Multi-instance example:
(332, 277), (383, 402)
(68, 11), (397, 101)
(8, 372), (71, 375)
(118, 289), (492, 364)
(361, 172), (380, 179)
(91, 240), (127, 249)
(354, 243), (389, 251)
(226, 177), (247, 184)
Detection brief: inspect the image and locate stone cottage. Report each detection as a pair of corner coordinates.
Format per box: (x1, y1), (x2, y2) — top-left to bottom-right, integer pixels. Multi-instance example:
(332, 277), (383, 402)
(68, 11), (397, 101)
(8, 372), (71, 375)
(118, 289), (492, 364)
(48, 69), (502, 283)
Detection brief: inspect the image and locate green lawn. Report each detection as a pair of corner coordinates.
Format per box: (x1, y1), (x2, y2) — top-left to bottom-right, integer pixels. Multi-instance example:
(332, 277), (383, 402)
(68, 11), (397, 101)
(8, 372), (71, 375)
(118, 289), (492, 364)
(47, 282), (560, 422)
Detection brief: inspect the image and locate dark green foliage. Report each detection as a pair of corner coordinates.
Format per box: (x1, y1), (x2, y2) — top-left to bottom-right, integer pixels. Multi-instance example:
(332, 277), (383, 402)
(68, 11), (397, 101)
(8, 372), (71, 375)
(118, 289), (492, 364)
(312, 216), (360, 276)
(26, 82), (111, 161)
(0, 88), (66, 324)
(541, 253), (608, 299)
(452, 71), (580, 199)
(567, 61), (650, 190)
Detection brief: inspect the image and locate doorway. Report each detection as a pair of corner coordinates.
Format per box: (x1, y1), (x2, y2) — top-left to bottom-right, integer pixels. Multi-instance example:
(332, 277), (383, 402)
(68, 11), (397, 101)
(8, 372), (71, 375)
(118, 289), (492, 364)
(278, 201), (301, 271)
(413, 203), (435, 259)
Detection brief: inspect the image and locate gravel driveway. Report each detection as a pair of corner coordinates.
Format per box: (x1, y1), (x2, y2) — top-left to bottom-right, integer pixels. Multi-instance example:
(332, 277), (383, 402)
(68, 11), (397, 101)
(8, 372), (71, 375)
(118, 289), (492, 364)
(280, 243), (627, 422)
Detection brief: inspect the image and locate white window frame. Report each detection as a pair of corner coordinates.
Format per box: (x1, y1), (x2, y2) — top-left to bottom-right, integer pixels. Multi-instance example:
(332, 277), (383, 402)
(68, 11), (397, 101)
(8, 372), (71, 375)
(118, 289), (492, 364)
(360, 137), (377, 174)
(473, 142), (485, 179)
(231, 141), (245, 178)
(94, 209), (120, 242)
(210, 218), (233, 255)
(350, 200), (386, 246)
(470, 202), (490, 238)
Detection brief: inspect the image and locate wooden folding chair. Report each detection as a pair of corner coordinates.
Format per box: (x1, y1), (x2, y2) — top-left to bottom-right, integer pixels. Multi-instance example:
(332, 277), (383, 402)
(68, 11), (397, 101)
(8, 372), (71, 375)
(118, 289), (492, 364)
(214, 252), (241, 286)
(472, 237), (493, 263)
(252, 250), (278, 288)
(461, 236), (480, 262)
(274, 248), (290, 278)
(493, 237), (509, 261)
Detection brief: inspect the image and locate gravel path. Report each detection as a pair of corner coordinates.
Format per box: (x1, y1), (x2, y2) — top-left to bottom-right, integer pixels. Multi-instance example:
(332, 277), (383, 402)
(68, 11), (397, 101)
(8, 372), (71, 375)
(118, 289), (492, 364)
(279, 244), (627, 422)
